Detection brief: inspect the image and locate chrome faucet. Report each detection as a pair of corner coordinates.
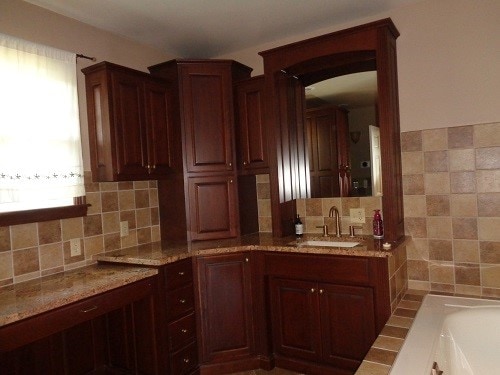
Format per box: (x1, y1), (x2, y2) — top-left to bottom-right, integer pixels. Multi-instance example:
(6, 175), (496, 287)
(329, 206), (341, 237)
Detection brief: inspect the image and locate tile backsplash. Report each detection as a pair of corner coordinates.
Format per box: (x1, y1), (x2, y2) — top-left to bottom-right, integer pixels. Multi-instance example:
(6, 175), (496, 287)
(0, 172), (160, 286)
(402, 122), (500, 298)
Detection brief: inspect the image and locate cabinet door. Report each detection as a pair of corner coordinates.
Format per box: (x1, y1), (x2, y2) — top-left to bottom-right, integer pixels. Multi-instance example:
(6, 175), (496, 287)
(269, 278), (321, 362)
(319, 284), (376, 368)
(143, 79), (176, 176)
(110, 70), (149, 179)
(187, 175), (239, 240)
(180, 64), (235, 173)
(235, 76), (268, 172)
(195, 253), (255, 363)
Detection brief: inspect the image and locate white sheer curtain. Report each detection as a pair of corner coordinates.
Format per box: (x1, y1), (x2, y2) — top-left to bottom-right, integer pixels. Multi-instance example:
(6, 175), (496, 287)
(0, 33), (84, 213)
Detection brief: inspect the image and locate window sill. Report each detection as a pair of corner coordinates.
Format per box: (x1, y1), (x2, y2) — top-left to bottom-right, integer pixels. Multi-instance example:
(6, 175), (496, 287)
(0, 204), (89, 227)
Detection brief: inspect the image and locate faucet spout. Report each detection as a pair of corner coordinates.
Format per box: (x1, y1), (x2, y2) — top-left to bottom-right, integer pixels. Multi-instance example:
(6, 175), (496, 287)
(328, 206), (341, 237)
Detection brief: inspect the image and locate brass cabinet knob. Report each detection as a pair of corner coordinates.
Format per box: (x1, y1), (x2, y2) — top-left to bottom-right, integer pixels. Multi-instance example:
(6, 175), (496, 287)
(181, 329), (188, 333)
(311, 288), (316, 293)
(179, 299), (186, 304)
(319, 289), (324, 294)
(245, 257), (249, 262)
(183, 358), (190, 363)
(178, 271), (185, 276)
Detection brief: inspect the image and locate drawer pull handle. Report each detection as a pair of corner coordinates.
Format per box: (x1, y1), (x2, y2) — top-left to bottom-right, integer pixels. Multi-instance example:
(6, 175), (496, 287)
(178, 271), (185, 276)
(179, 299), (186, 304)
(181, 329), (188, 333)
(245, 257), (249, 262)
(81, 306), (98, 313)
(183, 358), (190, 363)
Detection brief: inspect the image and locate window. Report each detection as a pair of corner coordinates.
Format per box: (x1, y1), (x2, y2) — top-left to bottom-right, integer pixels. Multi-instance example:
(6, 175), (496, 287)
(0, 33), (85, 219)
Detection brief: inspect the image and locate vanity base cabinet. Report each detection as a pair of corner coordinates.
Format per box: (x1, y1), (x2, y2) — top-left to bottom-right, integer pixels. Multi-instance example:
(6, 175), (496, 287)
(265, 252), (388, 375)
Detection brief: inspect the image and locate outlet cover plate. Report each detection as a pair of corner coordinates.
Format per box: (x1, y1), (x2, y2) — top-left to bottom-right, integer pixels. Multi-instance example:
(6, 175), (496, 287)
(70, 238), (81, 257)
(350, 208), (365, 223)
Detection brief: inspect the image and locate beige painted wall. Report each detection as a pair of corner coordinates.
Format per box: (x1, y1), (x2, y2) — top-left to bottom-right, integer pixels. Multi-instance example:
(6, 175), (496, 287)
(219, 0), (500, 132)
(0, 0), (172, 170)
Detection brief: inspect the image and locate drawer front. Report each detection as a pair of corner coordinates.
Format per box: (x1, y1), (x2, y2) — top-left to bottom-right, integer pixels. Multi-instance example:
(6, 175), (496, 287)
(167, 312), (196, 351)
(265, 253), (371, 285)
(166, 284), (194, 321)
(170, 341), (198, 375)
(164, 258), (193, 291)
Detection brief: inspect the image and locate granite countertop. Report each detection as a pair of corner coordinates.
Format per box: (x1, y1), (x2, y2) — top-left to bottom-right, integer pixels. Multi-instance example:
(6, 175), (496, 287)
(94, 232), (398, 267)
(0, 264), (158, 327)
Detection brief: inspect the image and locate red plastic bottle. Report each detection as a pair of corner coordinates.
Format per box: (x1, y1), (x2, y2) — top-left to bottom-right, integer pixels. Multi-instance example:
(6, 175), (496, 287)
(373, 210), (384, 239)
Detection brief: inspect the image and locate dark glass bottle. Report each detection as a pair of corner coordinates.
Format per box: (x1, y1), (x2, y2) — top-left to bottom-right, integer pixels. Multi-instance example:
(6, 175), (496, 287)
(294, 214), (303, 238)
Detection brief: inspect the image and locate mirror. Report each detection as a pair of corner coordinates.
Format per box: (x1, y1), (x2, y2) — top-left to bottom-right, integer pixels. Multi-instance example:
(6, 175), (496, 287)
(304, 71), (379, 197)
(260, 18), (405, 241)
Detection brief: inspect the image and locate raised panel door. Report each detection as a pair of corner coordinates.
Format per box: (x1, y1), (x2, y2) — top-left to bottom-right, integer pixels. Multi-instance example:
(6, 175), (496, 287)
(187, 175), (238, 240)
(319, 283), (376, 369)
(180, 64), (234, 173)
(110, 70), (149, 179)
(195, 253), (255, 364)
(269, 278), (321, 362)
(235, 76), (268, 172)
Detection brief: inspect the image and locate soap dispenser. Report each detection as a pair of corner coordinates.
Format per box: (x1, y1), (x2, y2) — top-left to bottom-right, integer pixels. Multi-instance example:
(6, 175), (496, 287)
(373, 210), (384, 239)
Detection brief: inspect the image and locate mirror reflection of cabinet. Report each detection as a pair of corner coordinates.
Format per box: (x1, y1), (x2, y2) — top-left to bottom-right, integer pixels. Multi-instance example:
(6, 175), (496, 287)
(305, 105), (350, 198)
(260, 19), (405, 242)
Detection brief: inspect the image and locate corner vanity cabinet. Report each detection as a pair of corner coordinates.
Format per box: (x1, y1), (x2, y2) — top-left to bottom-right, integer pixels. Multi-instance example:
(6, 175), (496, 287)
(148, 60), (252, 242)
(82, 62), (176, 181)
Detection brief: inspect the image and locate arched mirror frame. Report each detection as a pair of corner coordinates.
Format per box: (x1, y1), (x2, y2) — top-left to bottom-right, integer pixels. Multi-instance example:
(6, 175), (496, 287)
(259, 18), (405, 242)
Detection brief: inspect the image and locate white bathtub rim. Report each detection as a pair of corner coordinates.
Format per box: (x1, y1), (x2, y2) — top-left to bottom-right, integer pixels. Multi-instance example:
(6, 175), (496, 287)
(389, 294), (500, 375)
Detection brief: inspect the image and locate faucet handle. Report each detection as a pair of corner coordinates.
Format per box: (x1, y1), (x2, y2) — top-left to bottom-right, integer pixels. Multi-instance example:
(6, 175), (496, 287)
(316, 225), (329, 237)
(349, 225), (363, 237)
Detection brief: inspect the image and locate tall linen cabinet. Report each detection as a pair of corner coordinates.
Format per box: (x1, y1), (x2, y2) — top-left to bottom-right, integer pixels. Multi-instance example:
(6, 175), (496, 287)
(148, 60), (252, 241)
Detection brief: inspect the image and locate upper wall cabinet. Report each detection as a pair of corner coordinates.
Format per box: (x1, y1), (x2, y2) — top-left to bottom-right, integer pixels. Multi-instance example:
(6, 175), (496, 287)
(234, 75), (269, 174)
(82, 62), (175, 181)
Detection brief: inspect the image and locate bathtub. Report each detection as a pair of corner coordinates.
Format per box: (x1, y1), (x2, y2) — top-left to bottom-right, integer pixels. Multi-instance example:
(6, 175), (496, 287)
(390, 294), (500, 375)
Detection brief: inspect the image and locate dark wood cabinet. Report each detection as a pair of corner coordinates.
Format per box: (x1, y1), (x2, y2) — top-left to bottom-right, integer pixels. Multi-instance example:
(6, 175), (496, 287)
(148, 60), (252, 242)
(265, 252), (389, 374)
(0, 276), (162, 375)
(269, 278), (375, 372)
(234, 75), (268, 173)
(82, 62), (175, 181)
(161, 258), (198, 375)
(187, 175), (239, 241)
(194, 252), (258, 373)
(305, 105), (350, 198)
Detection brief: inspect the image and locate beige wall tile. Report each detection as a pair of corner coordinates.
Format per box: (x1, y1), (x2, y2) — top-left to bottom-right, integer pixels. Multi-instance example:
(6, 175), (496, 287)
(121, 229), (137, 248)
(427, 217), (452, 239)
(100, 182), (118, 191)
(477, 193), (500, 216)
(0, 252), (13, 282)
(0, 227), (11, 252)
(341, 197), (360, 213)
(86, 191), (102, 214)
(402, 152), (423, 175)
(453, 240), (479, 263)
(478, 217), (500, 241)
(480, 241), (500, 263)
(450, 194), (477, 217)
(476, 170), (500, 193)
(407, 260), (429, 281)
(84, 214), (103, 237)
(61, 217), (84, 241)
(13, 247), (39, 276)
(135, 189), (150, 208)
(422, 128), (448, 151)
(151, 207), (159, 225)
(424, 151), (448, 172)
(480, 265), (500, 288)
(429, 262), (454, 284)
(137, 228), (152, 244)
(429, 240), (453, 261)
(450, 171), (476, 193)
(38, 220), (61, 245)
(258, 216), (272, 233)
(101, 191), (119, 212)
(133, 181), (149, 189)
(475, 147), (500, 170)
(404, 196), (427, 217)
(321, 197), (342, 216)
(452, 218), (477, 240)
(84, 236), (104, 257)
(424, 172), (450, 194)
(305, 198), (322, 216)
(455, 284), (482, 296)
(426, 195), (450, 216)
(11, 223), (38, 249)
(118, 181), (134, 190)
(304, 216), (324, 233)
(255, 173), (270, 183)
(104, 233), (121, 252)
(136, 208), (152, 228)
(102, 212), (120, 234)
(448, 125), (473, 149)
(403, 174), (425, 195)
(455, 263), (480, 286)
(474, 122), (500, 147)
(257, 182), (271, 199)
(405, 217), (428, 238)
(118, 190), (135, 210)
(39, 243), (63, 270)
(448, 149), (475, 171)
(258, 199), (272, 217)
(151, 225), (161, 241)
(401, 131), (422, 152)
(405, 239), (429, 260)
(120, 210), (137, 229)
(149, 188), (159, 207)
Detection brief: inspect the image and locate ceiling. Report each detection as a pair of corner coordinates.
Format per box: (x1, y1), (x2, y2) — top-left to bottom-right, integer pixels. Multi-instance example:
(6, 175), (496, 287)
(25, 0), (420, 58)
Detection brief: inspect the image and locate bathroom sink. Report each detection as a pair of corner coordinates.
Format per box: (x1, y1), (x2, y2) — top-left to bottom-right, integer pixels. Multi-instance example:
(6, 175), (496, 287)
(299, 240), (360, 248)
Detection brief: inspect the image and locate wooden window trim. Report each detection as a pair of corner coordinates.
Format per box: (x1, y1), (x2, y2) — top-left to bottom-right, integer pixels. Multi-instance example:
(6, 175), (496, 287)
(0, 201), (89, 227)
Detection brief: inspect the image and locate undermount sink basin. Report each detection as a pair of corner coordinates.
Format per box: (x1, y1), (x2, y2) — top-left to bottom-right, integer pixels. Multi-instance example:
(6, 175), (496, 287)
(299, 240), (360, 248)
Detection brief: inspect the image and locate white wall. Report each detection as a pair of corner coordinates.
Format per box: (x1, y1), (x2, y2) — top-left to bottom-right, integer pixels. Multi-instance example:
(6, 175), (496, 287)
(219, 0), (500, 132)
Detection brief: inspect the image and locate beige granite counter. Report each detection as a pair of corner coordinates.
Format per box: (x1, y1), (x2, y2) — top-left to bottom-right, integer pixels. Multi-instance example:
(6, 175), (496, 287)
(95, 233), (398, 267)
(0, 264), (158, 327)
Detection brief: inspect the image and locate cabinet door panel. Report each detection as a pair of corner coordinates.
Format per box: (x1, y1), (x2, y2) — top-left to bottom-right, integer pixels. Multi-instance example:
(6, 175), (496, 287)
(196, 253), (255, 363)
(188, 176), (238, 240)
(320, 284), (376, 365)
(269, 278), (321, 361)
(111, 70), (148, 178)
(144, 79), (175, 176)
(181, 65), (234, 173)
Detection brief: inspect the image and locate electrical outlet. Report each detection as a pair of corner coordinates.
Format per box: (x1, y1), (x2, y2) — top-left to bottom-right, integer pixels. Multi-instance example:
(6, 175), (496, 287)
(120, 221), (129, 237)
(350, 208), (365, 224)
(70, 238), (81, 257)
